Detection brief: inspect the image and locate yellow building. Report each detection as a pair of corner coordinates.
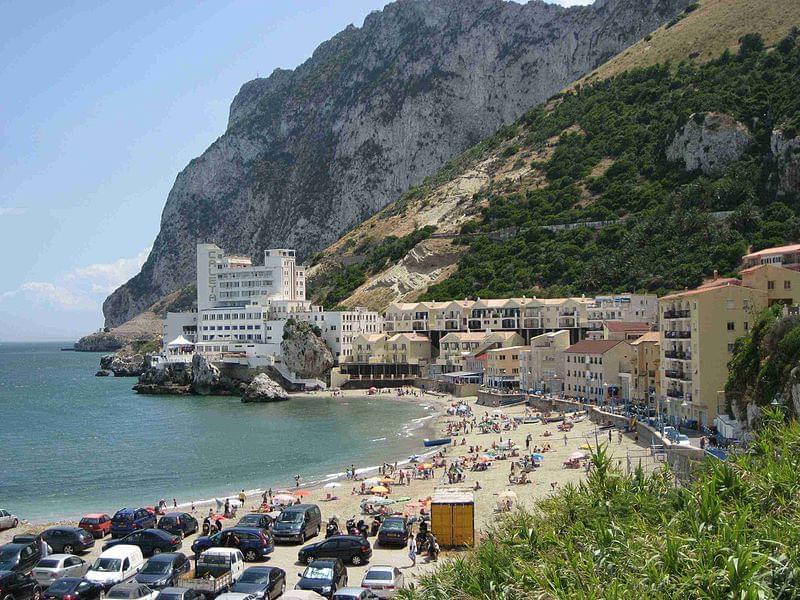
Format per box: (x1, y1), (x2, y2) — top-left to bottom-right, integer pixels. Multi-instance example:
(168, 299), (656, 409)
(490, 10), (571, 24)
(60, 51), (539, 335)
(351, 333), (389, 364)
(437, 332), (489, 372)
(563, 339), (634, 404)
(629, 331), (661, 406)
(518, 330), (570, 393)
(384, 333), (432, 365)
(485, 345), (527, 389)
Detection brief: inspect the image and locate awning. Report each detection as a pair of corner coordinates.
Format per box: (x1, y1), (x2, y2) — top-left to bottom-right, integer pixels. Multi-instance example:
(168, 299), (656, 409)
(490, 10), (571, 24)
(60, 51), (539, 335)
(167, 335), (194, 346)
(441, 371), (481, 378)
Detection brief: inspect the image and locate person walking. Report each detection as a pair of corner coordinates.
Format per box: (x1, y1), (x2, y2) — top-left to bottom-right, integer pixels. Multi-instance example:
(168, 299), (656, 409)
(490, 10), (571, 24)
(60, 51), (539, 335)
(238, 489), (246, 507)
(408, 534), (417, 567)
(563, 433), (568, 446)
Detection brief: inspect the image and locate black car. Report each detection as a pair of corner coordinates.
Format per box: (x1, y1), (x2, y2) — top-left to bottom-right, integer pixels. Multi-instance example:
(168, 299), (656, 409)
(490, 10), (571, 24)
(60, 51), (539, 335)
(157, 514), (198, 539)
(103, 529), (182, 557)
(376, 517), (409, 547)
(295, 559), (347, 599)
(298, 536), (372, 566)
(236, 514), (273, 532)
(133, 553), (190, 590)
(0, 542), (42, 574)
(190, 527), (273, 562)
(231, 567), (285, 600)
(43, 578), (102, 600)
(40, 528), (95, 555)
(154, 587), (204, 600)
(0, 570), (41, 600)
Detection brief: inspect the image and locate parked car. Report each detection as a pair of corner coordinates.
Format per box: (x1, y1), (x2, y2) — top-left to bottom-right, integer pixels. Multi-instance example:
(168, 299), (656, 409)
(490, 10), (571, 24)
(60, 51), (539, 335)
(296, 559), (347, 599)
(190, 528), (273, 562)
(152, 587), (205, 600)
(332, 588), (379, 600)
(359, 566), (403, 599)
(0, 541), (42, 573)
(0, 510), (19, 531)
(272, 505), (321, 544)
(298, 536), (372, 566)
(85, 545), (145, 590)
(214, 594), (254, 600)
(107, 582), (158, 600)
(0, 570), (41, 600)
(235, 515), (272, 532)
(180, 548), (245, 597)
(134, 553), (190, 590)
(375, 518), (409, 547)
(675, 433), (693, 446)
(40, 528), (95, 555)
(230, 567), (285, 600)
(157, 514), (198, 539)
(111, 510), (156, 540)
(78, 515), (112, 539)
(104, 530), (182, 558)
(43, 577), (102, 600)
(32, 555), (89, 586)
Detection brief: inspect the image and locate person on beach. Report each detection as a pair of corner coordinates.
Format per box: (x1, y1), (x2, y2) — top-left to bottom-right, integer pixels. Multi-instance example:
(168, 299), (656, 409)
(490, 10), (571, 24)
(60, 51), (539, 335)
(563, 433), (568, 446)
(173, 498), (177, 508)
(294, 474), (301, 487)
(238, 489), (246, 506)
(408, 534), (417, 567)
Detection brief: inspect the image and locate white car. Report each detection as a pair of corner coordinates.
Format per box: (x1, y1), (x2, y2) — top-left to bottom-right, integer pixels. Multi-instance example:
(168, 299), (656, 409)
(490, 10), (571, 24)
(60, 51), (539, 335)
(86, 545), (145, 590)
(32, 554), (90, 586)
(360, 566), (404, 598)
(0, 510), (19, 530)
(215, 594), (256, 600)
(675, 434), (693, 447)
(107, 582), (159, 600)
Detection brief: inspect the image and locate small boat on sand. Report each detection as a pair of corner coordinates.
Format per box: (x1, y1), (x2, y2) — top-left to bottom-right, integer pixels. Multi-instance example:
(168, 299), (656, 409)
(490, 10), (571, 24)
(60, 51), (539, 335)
(423, 437), (451, 447)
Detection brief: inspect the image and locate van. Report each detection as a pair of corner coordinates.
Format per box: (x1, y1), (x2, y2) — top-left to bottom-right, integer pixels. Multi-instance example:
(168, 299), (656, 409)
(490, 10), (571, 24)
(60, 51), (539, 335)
(272, 504), (321, 543)
(111, 508), (156, 539)
(86, 544), (145, 590)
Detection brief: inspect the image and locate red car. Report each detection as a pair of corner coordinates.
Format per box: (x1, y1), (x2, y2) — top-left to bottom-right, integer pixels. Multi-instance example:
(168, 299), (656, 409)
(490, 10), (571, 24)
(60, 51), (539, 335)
(78, 513), (112, 538)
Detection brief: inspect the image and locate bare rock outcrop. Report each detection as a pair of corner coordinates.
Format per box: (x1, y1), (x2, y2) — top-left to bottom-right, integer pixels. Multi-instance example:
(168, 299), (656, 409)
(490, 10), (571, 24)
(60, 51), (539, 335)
(75, 331), (125, 352)
(666, 112), (752, 175)
(771, 129), (800, 194)
(281, 320), (334, 379)
(242, 373), (289, 402)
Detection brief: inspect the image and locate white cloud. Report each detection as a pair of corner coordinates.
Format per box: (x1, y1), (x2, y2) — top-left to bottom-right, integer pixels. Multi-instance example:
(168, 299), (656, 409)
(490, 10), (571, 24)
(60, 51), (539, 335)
(0, 207), (26, 216)
(68, 247), (150, 294)
(0, 281), (95, 310)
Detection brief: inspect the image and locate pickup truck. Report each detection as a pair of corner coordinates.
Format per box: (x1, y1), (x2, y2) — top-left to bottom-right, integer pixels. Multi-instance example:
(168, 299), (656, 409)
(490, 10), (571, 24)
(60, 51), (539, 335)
(179, 549), (245, 598)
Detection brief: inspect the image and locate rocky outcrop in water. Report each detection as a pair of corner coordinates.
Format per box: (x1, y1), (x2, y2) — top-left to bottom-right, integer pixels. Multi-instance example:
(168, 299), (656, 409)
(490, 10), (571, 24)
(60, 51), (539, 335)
(281, 320), (334, 380)
(242, 373), (289, 402)
(666, 112), (753, 175)
(102, 350), (147, 377)
(75, 331), (125, 352)
(102, 0), (691, 328)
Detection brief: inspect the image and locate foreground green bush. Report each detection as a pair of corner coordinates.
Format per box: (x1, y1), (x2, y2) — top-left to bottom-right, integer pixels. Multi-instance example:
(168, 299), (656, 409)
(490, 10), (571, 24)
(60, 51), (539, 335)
(402, 418), (800, 599)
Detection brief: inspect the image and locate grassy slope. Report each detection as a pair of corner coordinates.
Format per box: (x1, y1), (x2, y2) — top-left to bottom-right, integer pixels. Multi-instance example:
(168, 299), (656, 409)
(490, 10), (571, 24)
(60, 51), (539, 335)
(307, 0), (800, 310)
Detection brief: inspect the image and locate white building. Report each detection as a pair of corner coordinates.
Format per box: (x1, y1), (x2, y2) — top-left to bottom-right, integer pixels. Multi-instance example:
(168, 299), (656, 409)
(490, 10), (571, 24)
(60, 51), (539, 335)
(518, 330), (570, 393)
(585, 293), (659, 339)
(296, 306), (383, 363)
(163, 311), (198, 344)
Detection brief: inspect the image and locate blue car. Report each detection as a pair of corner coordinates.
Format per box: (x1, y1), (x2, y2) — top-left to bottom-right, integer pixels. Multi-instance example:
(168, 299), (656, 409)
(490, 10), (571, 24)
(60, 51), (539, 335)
(190, 527), (274, 562)
(110, 508), (156, 539)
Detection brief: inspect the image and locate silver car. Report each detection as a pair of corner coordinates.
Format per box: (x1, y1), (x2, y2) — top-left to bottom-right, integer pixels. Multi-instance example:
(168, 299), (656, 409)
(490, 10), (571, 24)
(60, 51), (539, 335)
(33, 554), (90, 586)
(360, 566), (404, 598)
(0, 510), (19, 530)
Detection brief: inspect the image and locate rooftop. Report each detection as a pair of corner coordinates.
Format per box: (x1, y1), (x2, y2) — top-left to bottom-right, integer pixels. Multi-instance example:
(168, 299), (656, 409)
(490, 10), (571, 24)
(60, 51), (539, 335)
(565, 339), (624, 354)
(604, 321), (651, 333)
(630, 331), (660, 345)
(743, 243), (800, 259)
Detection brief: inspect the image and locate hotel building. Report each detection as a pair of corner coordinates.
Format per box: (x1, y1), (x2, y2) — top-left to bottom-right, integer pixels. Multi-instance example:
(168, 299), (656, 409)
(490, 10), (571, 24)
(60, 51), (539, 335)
(518, 330), (570, 393)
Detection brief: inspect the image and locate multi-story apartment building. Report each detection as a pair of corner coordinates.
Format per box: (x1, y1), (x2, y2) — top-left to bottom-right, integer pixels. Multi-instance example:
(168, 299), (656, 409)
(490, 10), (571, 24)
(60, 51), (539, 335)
(163, 311), (198, 344)
(630, 331), (660, 406)
(344, 332), (431, 380)
(437, 332), (487, 373)
(602, 321), (652, 341)
(563, 339), (633, 404)
(741, 243), (800, 271)
(485, 345), (526, 389)
(518, 330), (570, 393)
(296, 306), (382, 363)
(585, 294), (659, 339)
(659, 265), (800, 427)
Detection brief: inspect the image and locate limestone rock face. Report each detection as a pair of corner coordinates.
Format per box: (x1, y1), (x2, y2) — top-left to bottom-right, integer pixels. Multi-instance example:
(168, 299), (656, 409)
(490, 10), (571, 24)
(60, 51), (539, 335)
(108, 352), (146, 377)
(102, 0), (692, 327)
(191, 353), (222, 395)
(666, 112), (752, 175)
(242, 373), (289, 402)
(281, 320), (334, 379)
(771, 129), (800, 194)
(75, 332), (125, 352)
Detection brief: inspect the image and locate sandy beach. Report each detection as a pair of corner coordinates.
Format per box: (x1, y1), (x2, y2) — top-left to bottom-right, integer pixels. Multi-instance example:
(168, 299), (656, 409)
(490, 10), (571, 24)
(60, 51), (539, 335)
(2, 390), (647, 589)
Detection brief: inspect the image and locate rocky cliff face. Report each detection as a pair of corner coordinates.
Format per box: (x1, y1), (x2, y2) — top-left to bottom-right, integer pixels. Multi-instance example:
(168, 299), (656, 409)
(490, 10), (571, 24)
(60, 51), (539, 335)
(103, 0), (690, 327)
(281, 320), (334, 379)
(666, 112), (753, 175)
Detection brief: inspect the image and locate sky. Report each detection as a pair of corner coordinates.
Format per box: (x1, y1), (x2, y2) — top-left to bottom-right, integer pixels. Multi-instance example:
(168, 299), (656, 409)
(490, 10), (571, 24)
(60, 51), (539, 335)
(0, 0), (591, 342)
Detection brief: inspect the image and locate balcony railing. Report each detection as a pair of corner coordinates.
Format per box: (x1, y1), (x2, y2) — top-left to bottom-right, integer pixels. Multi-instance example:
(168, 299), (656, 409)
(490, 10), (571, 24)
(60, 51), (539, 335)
(665, 370), (692, 381)
(663, 309), (691, 319)
(666, 389), (684, 399)
(664, 330), (691, 339)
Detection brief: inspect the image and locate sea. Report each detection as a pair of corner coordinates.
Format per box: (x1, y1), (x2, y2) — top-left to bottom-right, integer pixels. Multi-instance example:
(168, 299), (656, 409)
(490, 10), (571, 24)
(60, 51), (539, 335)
(0, 342), (438, 523)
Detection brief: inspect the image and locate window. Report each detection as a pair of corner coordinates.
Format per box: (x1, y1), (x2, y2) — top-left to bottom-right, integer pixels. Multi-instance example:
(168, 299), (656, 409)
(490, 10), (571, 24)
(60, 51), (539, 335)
(727, 322), (735, 331)
(785, 280), (792, 290)
(768, 280), (775, 290)
(744, 322), (749, 331)
(728, 343), (735, 353)
(725, 299), (734, 309)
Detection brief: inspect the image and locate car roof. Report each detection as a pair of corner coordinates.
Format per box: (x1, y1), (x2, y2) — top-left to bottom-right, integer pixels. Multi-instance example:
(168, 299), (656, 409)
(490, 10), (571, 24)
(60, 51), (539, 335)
(159, 588), (190, 594)
(146, 553), (183, 562)
(202, 548), (241, 556)
(282, 504), (315, 512)
(83, 513), (108, 518)
(45, 554), (84, 562)
(47, 526), (82, 532)
(1, 543), (24, 551)
(50, 577), (85, 586)
(0, 571), (18, 580)
(242, 566), (277, 572)
(101, 544), (142, 557)
(111, 582), (149, 590)
(333, 587), (369, 596)
(225, 526), (262, 534)
(309, 558), (340, 567)
(162, 512), (187, 518)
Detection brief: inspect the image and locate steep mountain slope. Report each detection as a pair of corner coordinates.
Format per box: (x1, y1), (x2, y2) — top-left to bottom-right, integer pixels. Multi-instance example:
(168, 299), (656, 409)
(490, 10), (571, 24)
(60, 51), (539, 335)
(103, 0), (693, 328)
(307, 1), (800, 309)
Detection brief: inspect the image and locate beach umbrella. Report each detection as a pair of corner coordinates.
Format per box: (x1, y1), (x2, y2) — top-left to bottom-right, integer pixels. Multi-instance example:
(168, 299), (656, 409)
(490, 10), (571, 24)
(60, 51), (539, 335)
(569, 451), (587, 461)
(323, 482), (342, 489)
(273, 494), (295, 504)
(370, 497), (395, 506)
(274, 489), (291, 495)
(371, 485), (390, 494)
(498, 490), (517, 501)
(531, 453), (545, 461)
(379, 476), (394, 484)
(294, 489), (310, 498)
(363, 477), (380, 486)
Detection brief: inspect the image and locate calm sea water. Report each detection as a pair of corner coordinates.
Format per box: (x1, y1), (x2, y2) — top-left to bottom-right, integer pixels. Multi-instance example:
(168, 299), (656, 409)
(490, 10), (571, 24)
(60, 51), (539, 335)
(0, 342), (435, 523)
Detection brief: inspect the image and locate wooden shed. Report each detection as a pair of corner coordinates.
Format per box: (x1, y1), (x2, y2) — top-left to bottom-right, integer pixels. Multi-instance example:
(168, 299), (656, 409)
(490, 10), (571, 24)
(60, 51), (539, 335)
(430, 489), (475, 548)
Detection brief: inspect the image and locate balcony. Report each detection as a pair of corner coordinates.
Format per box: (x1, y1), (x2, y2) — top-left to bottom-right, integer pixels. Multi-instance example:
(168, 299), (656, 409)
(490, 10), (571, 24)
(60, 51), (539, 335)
(664, 330), (691, 339)
(558, 316), (577, 327)
(523, 318), (542, 328)
(666, 389), (684, 399)
(663, 309), (691, 320)
(665, 370), (692, 381)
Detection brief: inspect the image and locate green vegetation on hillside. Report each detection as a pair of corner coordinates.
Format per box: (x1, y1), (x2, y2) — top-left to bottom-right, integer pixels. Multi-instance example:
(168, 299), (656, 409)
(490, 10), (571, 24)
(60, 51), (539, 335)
(402, 414), (800, 599)
(419, 32), (800, 301)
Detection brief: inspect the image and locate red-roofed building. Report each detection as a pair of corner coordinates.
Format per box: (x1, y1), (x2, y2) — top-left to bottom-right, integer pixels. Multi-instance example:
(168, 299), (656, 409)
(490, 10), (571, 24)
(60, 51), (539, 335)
(742, 243), (800, 271)
(602, 321), (652, 341)
(563, 339), (633, 404)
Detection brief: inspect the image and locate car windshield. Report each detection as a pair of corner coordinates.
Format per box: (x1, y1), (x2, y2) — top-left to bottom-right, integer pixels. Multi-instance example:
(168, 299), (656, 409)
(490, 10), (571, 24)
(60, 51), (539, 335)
(303, 567), (333, 580)
(239, 516), (260, 525)
(141, 562), (171, 574)
(159, 517), (176, 525)
(81, 518), (100, 525)
(158, 594), (181, 600)
(365, 570), (393, 581)
(382, 521), (404, 531)
(38, 559), (61, 568)
(239, 571), (269, 584)
(199, 555), (230, 567)
(107, 589), (133, 599)
(278, 512), (303, 524)
(48, 580), (77, 593)
(0, 548), (19, 561)
(92, 558), (122, 572)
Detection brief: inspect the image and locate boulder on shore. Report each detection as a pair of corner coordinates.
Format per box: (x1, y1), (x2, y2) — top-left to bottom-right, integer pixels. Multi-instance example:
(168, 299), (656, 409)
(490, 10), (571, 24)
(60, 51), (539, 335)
(281, 319), (334, 379)
(242, 373), (289, 402)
